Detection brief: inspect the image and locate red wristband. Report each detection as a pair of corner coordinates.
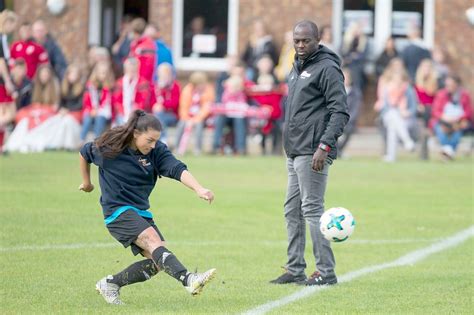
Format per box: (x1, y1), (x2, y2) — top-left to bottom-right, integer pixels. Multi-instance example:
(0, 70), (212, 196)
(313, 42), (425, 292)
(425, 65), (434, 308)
(318, 143), (331, 153)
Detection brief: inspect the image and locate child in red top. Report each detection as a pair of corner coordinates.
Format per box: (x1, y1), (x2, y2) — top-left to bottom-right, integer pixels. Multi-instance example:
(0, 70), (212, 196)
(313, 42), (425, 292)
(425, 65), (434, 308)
(113, 57), (156, 125)
(414, 59), (438, 126)
(128, 18), (156, 82)
(10, 22), (49, 79)
(80, 61), (115, 141)
(153, 62), (180, 144)
(247, 55), (283, 155)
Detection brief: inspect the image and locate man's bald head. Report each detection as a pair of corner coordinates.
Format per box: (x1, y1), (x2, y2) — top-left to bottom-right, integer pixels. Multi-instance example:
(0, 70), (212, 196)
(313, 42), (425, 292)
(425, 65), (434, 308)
(293, 20), (320, 60)
(294, 20), (319, 41)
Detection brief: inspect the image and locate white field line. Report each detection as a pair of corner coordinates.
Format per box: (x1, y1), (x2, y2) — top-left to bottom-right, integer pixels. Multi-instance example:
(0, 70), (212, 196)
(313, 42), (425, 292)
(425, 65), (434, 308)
(242, 225), (474, 315)
(0, 238), (439, 253)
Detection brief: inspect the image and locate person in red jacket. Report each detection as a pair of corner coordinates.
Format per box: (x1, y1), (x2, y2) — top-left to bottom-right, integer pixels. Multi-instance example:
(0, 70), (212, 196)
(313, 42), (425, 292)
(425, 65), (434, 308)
(80, 61), (115, 142)
(153, 62), (180, 144)
(431, 74), (472, 160)
(247, 55), (284, 155)
(10, 22), (49, 79)
(128, 18), (156, 83)
(113, 57), (156, 125)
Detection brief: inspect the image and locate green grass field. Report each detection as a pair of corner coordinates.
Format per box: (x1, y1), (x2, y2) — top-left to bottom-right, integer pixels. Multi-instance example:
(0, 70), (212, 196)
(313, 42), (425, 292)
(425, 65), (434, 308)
(1, 153), (473, 314)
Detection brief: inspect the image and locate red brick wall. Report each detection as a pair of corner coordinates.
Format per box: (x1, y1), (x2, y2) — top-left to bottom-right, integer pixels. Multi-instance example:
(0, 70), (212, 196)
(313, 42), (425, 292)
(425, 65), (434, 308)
(237, 0), (332, 53)
(13, 0), (89, 68)
(149, 0), (332, 57)
(149, 0), (173, 46)
(435, 0), (474, 96)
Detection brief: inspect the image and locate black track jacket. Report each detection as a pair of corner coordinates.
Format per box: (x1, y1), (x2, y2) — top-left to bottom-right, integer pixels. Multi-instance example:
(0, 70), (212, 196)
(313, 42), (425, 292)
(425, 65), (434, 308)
(283, 45), (349, 159)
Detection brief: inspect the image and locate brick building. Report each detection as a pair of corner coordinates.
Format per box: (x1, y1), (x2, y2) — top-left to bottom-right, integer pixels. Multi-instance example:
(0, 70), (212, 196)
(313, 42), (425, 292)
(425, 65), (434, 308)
(11, 0), (474, 124)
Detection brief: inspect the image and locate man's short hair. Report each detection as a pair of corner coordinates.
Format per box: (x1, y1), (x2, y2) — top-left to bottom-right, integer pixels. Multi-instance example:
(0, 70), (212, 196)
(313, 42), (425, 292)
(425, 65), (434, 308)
(294, 20), (319, 40)
(131, 18), (147, 35)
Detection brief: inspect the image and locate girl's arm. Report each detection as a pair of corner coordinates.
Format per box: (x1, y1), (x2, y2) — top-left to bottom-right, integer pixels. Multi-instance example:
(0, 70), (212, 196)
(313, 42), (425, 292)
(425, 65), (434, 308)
(0, 58), (14, 93)
(79, 153), (94, 192)
(180, 170), (214, 204)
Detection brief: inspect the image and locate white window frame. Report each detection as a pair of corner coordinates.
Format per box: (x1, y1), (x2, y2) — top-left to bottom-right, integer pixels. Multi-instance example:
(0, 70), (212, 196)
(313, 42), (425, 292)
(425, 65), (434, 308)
(88, 0), (102, 46)
(172, 0), (239, 72)
(332, 0), (435, 56)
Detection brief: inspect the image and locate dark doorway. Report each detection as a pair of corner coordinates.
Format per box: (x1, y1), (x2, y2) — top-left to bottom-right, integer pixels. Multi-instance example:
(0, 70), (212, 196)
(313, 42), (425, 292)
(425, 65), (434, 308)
(100, 0), (148, 48)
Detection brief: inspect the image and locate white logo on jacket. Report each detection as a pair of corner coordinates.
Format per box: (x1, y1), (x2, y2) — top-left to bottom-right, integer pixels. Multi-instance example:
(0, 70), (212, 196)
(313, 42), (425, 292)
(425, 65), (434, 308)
(300, 71), (311, 79)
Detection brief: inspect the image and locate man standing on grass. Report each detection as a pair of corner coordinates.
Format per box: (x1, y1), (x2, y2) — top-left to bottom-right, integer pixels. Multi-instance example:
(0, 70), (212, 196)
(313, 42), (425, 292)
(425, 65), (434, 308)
(270, 20), (349, 286)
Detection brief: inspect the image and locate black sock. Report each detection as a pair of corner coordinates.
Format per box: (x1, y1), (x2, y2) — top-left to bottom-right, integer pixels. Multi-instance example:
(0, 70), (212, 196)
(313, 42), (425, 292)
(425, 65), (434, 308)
(152, 247), (189, 285)
(107, 259), (158, 287)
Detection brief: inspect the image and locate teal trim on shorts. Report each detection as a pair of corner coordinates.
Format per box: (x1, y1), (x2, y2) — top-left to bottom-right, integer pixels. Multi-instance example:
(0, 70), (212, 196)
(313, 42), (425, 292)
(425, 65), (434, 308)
(104, 206), (153, 225)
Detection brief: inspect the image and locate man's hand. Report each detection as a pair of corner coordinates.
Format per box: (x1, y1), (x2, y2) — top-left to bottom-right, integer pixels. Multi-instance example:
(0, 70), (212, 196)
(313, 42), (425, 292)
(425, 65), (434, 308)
(79, 182), (94, 192)
(312, 148), (328, 172)
(197, 188), (214, 204)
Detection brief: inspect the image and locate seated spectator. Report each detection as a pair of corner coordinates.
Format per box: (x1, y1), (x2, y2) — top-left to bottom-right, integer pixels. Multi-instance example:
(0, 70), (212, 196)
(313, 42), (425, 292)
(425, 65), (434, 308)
(0, 10), (17, 153)
(175, 71), (214, 155)
(430, 74), (472, 160)
(242, 18), (278, 80)
(80, 61), (114, 142)
(415, 59), (438, 126)
(337, 67), (362, 157)
(32, 64), (85, 151)
(4, 64), (60, 152)
(32, 19), (67, 80)
(113, 57), (156, 125)
(152, 62), (180, 144)
(375, 59), (415, 162)
(274, 31), (295, 83)
(128, 18), (156, 82)
(212, 65), (248, 155)
(11, 58), (33, 110)
(247, 55), (283, 155)
(87, 46), (111, 77)
(10, 22), (49, 79)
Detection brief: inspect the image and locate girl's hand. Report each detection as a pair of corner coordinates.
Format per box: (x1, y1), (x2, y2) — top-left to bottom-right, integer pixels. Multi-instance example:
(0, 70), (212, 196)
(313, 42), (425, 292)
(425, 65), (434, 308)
(197, 188), (214, 204)
(5, 80), (15, 94)
(79, 182), (94, 192)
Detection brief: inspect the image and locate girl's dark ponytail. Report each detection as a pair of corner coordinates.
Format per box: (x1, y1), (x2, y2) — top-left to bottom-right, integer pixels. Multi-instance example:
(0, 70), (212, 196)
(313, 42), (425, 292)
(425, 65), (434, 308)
(94, 110), (162, 159)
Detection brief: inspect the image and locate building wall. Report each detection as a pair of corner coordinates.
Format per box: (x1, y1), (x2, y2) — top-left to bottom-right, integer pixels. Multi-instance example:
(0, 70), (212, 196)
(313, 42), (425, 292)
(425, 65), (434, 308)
(149, 0), (332, 57)
(13, 0), (89, 68)
(237, 0), (332, 53)
(12, 0), (473, 123)
(435, 0), (474, 95)
(149, 0), (173, 45)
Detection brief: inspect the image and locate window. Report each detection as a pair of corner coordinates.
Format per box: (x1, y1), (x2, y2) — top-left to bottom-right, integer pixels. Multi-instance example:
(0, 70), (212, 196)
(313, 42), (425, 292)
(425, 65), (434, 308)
(173, 0), (239, 71)
(334, 0), (434, 56)
(88, 0), (149, 47)
(343, 0), (376, 36)
(182, 0), (228, 58)
(391, 0), (424, 38)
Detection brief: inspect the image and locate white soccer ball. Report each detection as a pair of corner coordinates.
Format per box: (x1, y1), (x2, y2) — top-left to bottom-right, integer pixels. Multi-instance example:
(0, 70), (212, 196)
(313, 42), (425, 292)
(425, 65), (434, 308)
(320, 207), (355, 242)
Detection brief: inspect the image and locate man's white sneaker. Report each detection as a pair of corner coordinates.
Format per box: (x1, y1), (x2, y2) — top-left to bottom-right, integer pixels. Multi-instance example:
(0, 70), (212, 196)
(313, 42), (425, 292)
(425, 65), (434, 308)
(185, 268), (217, 296)
(95, 275), (124, 305)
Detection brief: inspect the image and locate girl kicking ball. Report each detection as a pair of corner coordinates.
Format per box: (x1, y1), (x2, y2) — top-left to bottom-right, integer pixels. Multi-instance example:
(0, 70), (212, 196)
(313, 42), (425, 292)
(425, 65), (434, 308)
(79, 109), (216, 305)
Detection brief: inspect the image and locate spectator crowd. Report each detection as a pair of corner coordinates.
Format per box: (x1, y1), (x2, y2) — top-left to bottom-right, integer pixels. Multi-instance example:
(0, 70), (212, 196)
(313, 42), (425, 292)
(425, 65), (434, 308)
(0, 10), (471, 162)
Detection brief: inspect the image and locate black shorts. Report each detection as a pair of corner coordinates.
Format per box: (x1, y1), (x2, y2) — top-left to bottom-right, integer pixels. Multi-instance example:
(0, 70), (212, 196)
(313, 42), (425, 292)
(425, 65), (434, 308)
(106, 210), (165, 256)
